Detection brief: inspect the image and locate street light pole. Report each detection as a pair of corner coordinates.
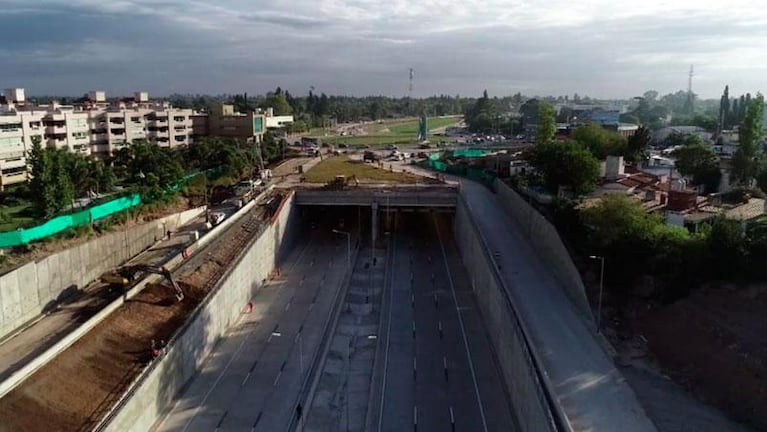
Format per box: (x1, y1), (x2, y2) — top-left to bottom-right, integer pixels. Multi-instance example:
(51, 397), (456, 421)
(332, 229), (351, 269)
(298, 332), (303, 373)
(589, 255), (605, 334)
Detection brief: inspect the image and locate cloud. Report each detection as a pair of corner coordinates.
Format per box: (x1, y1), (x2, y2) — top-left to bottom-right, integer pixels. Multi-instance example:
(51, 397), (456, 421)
(0, 0), (766, 98)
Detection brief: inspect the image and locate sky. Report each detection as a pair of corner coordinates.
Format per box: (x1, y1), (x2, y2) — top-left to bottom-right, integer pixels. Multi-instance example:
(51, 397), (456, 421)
(0, 0), (765, 99)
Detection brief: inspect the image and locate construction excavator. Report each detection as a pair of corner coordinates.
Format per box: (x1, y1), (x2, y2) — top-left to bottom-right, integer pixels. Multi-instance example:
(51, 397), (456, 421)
(101, 264), (185, 302)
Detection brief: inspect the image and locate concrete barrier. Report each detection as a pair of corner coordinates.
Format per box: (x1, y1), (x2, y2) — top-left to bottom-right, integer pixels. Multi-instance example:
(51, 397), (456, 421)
(95, 192), (299, 432)
(454, 196), (570, 432)
(0, 206), (204, 340)
(493, 179), (592, 322)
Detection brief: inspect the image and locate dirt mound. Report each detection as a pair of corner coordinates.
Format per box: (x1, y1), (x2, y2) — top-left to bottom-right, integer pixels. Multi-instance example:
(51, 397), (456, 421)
(639, 287), (767, 430)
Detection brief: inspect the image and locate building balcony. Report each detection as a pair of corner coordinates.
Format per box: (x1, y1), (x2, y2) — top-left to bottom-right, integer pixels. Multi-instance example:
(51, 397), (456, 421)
(45, 125), (67, 134)
(0, 157), (27, 169)
(46, 138), (67, 148)
(0, 150), (24, 160)
(0, 171), (28, 187)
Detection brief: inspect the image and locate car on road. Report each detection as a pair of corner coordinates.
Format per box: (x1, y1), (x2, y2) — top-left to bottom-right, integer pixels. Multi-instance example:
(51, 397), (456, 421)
(385, 144), (398, 150)
(338, 143), (348, 148)
(418, 143), (431, 149)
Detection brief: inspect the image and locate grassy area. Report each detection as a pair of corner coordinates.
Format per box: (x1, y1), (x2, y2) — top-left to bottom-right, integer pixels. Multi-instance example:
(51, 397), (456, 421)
(304, 156), (421, 183)
(320, 135), (418, 147)
(309, 116), (462, 146)
(386, 116), (462, 135)
(0, 202), (35, 232)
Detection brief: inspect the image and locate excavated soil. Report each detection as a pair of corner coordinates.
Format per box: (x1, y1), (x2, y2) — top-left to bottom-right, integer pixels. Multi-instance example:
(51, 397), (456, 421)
(638, 286), (767, 430)
(0, 206), (267, 432)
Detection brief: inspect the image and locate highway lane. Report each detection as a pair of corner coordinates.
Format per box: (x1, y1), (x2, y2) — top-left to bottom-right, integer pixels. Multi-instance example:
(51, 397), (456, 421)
(155, 231), (350, 432)
(375, 212), (514, 432)
(459, 180), (656, 431)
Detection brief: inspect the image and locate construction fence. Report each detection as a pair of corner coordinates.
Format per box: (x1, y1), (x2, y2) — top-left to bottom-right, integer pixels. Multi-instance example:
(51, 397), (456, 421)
(0, 166), (226, 249)
(0, 194), (142, 249)
(425, 150), (496, 187)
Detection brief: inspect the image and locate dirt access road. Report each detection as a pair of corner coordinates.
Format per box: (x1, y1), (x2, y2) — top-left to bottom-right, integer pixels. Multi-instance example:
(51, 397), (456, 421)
(0, 198), (273, 432)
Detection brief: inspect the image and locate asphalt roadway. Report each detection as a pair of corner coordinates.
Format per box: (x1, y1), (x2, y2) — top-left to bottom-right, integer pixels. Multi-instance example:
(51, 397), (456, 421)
(155, 231), (349, 432)
(459, 180), (657, 431)
(370, 212), (515, 432)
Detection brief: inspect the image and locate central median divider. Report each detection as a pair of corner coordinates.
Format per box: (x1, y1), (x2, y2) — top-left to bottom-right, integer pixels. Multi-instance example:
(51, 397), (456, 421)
(454, 193), (571, 432)
(0, 187), (273, 403)
(289, 239), (361, 432)
(93, 190), (299, 432)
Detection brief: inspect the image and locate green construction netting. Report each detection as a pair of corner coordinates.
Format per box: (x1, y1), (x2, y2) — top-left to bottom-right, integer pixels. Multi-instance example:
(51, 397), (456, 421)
(0, 193), (143, 248)
(424, 151), (496, 187)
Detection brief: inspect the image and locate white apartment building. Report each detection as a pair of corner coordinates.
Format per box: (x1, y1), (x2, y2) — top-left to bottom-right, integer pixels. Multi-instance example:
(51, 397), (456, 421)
(0, 88), (196, 189)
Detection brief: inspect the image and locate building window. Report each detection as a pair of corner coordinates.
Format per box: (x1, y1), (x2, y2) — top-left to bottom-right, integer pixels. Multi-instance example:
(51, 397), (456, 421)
(1, 166), (26, 175)
(0, 123), (22, 131)
(173, 116), (185, 122)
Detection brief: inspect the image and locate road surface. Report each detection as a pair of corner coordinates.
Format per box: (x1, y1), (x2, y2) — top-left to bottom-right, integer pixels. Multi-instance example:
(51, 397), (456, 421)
(459, 180), (656, 431)
(155, 230), (349, 431)
(369, 212), (515, 432)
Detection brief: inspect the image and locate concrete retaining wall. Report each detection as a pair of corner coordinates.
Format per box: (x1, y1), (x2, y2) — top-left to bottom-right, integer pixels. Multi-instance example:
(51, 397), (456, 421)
(454, 197), (560, 432)
(0, 207), (203, 340)
(493, 179), (592, 321)
(99, 193), (300, 432)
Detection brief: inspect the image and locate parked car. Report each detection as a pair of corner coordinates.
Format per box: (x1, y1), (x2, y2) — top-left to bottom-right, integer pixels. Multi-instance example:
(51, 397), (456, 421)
(419, 143), (431, 149)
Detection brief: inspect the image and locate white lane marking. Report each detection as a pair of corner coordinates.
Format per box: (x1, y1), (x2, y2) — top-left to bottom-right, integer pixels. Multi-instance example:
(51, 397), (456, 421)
(273, 371), (282, 386)
(377, 234), (397, 432)
(164, 240), (313, 432)
(450, 406), (455, 424)
(434, 215), (489, 432)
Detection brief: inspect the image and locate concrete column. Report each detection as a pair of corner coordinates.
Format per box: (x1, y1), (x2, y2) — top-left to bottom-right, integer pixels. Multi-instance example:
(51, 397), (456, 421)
(371, 202), (378, 244)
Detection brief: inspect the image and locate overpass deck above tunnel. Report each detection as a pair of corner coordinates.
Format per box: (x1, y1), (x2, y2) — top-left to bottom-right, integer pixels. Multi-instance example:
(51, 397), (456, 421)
(293, 185), (458, 207)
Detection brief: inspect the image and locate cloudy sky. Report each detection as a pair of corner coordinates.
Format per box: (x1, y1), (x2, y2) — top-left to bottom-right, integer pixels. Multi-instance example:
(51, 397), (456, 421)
(1, 0), (765, 99)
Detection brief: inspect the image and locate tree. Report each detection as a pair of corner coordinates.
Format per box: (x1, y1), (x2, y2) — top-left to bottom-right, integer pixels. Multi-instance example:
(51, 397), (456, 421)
(719, 85), (730, 130)
(262, 92), (293, 116)
(28, 138), (59, 217)
(535, 102), (556, 146)
(731, 93), (765, 185)
(643, 90), (659, 102)
(707, 216), (747, 280)
(571, 123), (627, 159)
(671, 135), (722, 193)
(464, 90), (499, 133)
(525, 141), (600, 194)
(626, 126), (651, 163)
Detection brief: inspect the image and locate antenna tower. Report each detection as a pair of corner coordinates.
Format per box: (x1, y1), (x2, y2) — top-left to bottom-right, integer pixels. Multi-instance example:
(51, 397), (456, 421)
(687, 64), (694, 94)
(408, 68), (414, 98)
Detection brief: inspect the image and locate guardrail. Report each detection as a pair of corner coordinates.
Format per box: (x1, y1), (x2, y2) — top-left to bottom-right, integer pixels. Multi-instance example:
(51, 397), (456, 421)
(0, 187), (270, 402)
(286, 239), (361, 432)
(457, 193), (572, 432)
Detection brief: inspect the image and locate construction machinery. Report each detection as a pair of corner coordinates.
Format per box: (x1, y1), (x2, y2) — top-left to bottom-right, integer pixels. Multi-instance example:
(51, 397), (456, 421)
(324, 175), (347, 190)
(101, 264), (185, 302)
